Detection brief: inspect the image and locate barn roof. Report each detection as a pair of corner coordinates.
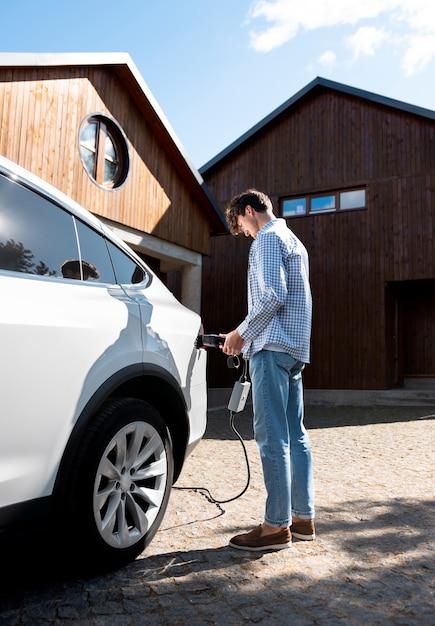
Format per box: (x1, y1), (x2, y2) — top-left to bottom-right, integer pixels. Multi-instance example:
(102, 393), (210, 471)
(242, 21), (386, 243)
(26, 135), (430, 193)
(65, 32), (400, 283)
(200, 76), (435, 174)
(0, 52), (227, 232)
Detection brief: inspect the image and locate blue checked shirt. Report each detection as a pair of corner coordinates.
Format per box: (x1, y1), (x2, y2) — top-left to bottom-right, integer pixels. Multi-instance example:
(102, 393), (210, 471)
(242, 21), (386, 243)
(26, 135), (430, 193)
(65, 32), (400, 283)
(237, 218), (312, 362)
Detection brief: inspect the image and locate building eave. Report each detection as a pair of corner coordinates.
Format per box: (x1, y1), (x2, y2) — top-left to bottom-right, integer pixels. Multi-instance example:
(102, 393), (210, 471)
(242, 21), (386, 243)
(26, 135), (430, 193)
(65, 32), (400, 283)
(199, 76), (435, 175)
(0, 52), (227, 233)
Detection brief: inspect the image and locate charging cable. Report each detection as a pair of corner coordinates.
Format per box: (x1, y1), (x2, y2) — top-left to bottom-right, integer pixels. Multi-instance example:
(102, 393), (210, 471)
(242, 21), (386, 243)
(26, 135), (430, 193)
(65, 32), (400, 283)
(174, 343), (252, 511)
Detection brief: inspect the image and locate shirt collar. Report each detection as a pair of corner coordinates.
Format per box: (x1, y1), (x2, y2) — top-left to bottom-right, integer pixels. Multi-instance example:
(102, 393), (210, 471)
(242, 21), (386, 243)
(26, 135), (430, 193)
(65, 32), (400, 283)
(257, 217), (280, 236)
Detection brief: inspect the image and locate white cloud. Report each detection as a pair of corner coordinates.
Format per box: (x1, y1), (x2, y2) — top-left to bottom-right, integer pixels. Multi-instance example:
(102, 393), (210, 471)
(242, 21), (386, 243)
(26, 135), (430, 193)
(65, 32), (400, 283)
(402, 33), (435, 75)
(318, 50), (337, 67)
(251, 22), (295, 52)
(248, 0), (393, 52)
(347, 26), (390, 59)
(248, 0), (435, 75)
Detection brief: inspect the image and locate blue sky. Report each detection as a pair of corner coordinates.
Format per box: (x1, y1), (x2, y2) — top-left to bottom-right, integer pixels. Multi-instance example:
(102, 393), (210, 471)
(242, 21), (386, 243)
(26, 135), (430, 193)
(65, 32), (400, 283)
(2, 0), (435, 168)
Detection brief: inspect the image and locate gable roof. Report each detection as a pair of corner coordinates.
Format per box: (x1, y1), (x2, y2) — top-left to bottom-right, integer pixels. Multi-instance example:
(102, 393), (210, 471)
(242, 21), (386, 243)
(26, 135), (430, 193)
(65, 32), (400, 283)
(200, 76), (435, 174)
(0, 52), (227, 233)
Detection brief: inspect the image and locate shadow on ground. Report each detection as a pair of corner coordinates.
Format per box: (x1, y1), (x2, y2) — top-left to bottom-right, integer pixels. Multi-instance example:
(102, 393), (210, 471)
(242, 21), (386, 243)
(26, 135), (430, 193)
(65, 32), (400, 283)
(1, 498), (433, 624)
(205, 405), (435, 440)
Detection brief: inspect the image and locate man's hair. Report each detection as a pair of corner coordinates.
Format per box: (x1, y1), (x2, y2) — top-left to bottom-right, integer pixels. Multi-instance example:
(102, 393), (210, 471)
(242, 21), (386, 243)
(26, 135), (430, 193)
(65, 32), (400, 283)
(225, 189), (273, 235)
(61, 259), (100, 280)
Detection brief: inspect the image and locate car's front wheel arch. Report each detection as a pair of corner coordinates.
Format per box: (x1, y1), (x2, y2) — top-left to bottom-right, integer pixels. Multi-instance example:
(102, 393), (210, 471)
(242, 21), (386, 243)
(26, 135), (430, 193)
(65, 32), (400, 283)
(111, 373), (190, 482)
(54, 365), (189, 509)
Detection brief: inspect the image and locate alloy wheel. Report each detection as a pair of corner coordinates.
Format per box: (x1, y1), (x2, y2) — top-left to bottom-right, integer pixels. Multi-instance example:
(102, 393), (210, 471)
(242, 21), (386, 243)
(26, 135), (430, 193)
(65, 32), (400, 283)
(93, 421), (168, 549)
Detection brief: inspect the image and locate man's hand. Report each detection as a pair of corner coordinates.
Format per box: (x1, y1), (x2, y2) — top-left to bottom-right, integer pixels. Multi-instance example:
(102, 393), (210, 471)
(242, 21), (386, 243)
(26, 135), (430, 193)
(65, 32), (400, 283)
(220, 330), (244, 356)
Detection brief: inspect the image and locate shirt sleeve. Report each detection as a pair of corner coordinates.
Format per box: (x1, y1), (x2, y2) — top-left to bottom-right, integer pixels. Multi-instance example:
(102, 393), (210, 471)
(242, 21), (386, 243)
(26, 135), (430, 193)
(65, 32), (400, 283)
(237, 232), (288, 341)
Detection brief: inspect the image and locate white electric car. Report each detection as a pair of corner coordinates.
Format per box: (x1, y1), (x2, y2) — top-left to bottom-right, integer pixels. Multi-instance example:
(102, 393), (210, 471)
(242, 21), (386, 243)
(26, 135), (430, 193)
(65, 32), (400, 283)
(0, 156), (207, 566)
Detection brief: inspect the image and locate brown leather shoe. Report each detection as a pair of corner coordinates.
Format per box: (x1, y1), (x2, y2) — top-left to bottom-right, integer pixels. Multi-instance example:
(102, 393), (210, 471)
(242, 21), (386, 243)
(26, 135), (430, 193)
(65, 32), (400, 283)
(229, 525), (291, 551)
(290, 519), (315, 540)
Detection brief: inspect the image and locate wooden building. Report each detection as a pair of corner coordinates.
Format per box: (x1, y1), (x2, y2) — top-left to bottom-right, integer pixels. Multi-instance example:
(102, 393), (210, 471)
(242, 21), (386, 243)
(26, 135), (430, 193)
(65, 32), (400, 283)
(200, 78), (435, 390)
(0, 52), (226, 313)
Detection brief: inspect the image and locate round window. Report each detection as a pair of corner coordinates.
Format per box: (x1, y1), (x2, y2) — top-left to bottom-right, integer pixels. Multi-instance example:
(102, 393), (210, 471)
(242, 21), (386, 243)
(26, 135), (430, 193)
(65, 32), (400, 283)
(79, 115), (129, 189)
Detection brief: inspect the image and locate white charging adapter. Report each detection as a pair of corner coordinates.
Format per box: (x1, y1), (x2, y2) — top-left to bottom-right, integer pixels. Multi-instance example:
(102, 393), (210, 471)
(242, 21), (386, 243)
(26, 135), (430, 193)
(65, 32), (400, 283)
(228, 381), (251, 413)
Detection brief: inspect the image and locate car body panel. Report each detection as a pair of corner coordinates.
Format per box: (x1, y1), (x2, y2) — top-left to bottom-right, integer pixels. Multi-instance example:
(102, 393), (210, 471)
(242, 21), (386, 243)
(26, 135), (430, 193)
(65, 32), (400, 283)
(0, 270), (143, 507)
(123, 278), (207, 444)
(0, 155), (207, 518)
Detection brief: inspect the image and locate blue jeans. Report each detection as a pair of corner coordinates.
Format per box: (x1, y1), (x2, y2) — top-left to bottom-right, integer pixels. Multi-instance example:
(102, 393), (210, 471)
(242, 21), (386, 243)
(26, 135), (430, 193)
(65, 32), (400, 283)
(249, 349), (315, 527)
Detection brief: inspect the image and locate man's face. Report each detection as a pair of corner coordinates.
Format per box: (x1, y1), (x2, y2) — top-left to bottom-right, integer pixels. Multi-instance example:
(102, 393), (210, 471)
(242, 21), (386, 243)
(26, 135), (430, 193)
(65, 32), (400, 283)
(237, 205), (260, 239)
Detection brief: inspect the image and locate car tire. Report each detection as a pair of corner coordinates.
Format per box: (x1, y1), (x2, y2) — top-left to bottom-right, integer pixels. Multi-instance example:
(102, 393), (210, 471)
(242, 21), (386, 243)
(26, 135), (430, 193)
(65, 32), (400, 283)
(66, 397), (173, 568)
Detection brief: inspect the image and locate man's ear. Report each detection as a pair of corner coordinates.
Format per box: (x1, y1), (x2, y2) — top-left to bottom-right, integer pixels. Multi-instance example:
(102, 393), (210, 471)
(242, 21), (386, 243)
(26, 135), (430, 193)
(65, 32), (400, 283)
(245, 205), (253, 217)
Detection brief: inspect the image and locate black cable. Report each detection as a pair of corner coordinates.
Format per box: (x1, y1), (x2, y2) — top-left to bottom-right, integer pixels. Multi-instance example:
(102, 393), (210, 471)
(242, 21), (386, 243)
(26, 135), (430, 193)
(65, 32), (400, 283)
(242, 356), (248, 381)
(173, 357), (251, 509)
(173, 410), (251, 506)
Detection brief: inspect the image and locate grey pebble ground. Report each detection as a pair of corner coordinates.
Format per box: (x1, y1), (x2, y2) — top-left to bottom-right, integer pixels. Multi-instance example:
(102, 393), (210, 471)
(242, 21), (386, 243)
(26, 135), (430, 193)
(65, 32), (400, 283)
(1, 405), (434, 625)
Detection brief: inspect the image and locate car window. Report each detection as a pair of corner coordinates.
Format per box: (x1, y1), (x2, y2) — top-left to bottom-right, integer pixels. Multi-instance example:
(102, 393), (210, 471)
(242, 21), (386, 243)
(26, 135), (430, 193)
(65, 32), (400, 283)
(0, 173), (80, 278)
(106, 240), (146, 285)
(75, 219), (116, 284)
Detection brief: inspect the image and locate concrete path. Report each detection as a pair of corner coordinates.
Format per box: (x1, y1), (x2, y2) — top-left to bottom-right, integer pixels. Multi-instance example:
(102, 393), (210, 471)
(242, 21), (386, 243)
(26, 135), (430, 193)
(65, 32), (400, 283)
(1, 405), (434, 625)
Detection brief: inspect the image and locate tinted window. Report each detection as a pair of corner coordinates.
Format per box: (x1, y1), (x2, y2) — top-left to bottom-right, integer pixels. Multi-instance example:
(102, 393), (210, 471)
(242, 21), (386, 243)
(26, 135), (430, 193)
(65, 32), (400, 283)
(0, 174), (79, 278)
(106, 240), (146, 285)
(75, 220), (116, 283)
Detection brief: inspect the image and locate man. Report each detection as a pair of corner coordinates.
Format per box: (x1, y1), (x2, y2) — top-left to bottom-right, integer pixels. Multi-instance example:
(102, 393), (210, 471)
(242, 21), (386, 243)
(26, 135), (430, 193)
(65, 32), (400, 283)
(61, 259), (100, 281)
(221, 189), (315, 551)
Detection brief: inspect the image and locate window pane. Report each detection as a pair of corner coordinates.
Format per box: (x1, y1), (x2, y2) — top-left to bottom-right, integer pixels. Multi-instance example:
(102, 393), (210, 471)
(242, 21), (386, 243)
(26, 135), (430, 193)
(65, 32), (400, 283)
(80, 122), (97, 151)
(79, 115), (129, 188)
(104, 159), (118, 184)
(282, 197), (306, 217)
(0, 174), (79, 278)
(106, 240), (146, 285)
(340, 189), (365, 210)
(75, 220), (116, 283)
(79, 145), (96, 177)
(311, 195), (336, 212)
(104, 133), (117, 161)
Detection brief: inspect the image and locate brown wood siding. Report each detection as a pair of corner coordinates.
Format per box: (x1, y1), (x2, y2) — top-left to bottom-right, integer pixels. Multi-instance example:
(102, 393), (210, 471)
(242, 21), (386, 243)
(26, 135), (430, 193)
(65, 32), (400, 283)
(202, 233), (250, 387)
(0, 67), (211, 254)
(202, 89), (435, 388)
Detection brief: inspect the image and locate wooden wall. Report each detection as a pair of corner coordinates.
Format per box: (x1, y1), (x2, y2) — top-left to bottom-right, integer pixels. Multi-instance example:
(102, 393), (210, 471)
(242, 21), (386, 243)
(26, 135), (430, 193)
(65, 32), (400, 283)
(202, 88), (435, 388)
(0, 66), (212, 254)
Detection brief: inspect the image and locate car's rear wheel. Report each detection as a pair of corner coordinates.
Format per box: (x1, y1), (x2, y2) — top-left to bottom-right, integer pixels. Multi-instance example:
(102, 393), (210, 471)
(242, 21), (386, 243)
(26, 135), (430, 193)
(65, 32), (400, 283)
(67, 398), (173, 567)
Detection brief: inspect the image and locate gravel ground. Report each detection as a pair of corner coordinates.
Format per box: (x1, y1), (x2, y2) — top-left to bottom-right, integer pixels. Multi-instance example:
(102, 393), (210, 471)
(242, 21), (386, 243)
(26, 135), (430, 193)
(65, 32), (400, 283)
(1, 405), (434, 625)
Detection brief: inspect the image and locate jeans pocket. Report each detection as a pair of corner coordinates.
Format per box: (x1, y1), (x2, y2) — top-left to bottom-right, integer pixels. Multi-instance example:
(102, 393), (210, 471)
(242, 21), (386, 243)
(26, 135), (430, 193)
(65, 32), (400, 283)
(275, 352), (303, 376)
(291, 360), (304, 377)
